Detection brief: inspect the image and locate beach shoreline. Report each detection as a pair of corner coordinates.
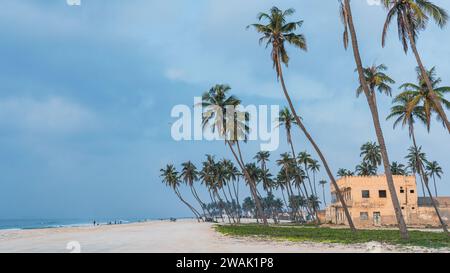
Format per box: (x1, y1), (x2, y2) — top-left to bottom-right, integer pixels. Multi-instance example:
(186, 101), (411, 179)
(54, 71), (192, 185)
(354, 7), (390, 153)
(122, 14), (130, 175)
(0, 219), (448, 253)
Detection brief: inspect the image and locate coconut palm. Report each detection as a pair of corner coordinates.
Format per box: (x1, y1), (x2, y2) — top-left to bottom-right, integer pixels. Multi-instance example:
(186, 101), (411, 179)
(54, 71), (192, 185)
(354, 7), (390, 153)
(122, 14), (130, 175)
(309, 159), (321, 197)
(382, 0), (450, 132)
(200, 84), (267, 224)
(249, 6), (356, 231)
(425, 160), (443, 198)
(397, 67), (450, 131)
(254, 151), (271, 172)
(356, 161), (377, 176)
(277, 107), (298, 159)
(160, 164), (202, 222)
(390, 161), (408, 175)
(181, 161), (211, 220)
(405, 146), (448, 233)
(337, 168), (354, 177)
(319, 180), (328, 207)
(297, 151), (316, 198)
(339, 0), (409, 239)
(360, 142), (382, 171)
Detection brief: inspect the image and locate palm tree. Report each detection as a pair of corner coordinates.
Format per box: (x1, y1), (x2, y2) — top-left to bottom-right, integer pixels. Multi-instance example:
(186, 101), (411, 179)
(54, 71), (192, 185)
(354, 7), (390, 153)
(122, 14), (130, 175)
(254, 151), (271, 172)
(425, 161), (443, 198)
(181, 161), (210, 220)
(360, 142), (382, 171)
(160, 164), (202, 222)
(340, 0), (409, 239)
(390, 161), (408, 175)
(337, 168), (354, 177)
(319, 180), (328, 207)
(382, 0), (450, 132)
(201, 84), (267, 224)
(406, 146), (428, 198)
(355, 161), (377, 176)
(397, 67), (450, 131)
(297, 151), (315, 198)
(405, 146), (448, 233)
(276, 153), (299, 221)
(309, 159), (321, 197)
(277, 107), (298, 159)
(249, 6), (356, 231)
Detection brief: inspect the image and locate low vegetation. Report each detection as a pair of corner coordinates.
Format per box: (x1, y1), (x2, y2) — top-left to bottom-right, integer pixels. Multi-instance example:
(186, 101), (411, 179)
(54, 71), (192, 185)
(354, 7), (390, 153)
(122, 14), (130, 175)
(216, 224), (450, 249)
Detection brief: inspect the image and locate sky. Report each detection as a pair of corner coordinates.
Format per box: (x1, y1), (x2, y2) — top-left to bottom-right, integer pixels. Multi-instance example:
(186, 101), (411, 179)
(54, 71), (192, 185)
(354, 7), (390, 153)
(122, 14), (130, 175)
(0, 0), (449, 220)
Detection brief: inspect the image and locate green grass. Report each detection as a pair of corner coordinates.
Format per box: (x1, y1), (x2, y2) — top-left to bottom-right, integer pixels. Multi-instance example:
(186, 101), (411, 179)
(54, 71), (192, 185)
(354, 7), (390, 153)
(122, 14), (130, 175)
(216, 224), (450, 249)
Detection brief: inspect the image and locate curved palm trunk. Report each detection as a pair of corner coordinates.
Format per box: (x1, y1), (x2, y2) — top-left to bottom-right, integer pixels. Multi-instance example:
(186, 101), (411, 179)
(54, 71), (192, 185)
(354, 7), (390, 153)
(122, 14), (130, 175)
(221, 186), (237, 223)
(313, 171), (318, 197)
(214, 190), (232, 224)
(174, 188), (201, 222)
(410, 130), (448, 233)
(190, 185), (208, 219)
(343, 0), (408, 238)
(402, 11), (450, 133)
(322, 185), (327, 207)
(274, 54), (353, 230)
(226, 141), (268, 225)
(411, 130), (427, 199)
(231, 179), (241, 222)
(303, 164), (315, 198)
(210, 189), (224, 222)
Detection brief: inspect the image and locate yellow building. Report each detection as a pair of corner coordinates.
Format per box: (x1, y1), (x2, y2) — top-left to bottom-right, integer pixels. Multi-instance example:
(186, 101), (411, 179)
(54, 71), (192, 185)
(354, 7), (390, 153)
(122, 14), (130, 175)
(325, 175), (450, 228)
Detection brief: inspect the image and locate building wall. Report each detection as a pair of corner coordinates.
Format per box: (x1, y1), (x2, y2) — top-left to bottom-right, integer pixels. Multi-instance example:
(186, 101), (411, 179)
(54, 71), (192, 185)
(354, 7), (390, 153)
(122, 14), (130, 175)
(325, 175), (449, 228)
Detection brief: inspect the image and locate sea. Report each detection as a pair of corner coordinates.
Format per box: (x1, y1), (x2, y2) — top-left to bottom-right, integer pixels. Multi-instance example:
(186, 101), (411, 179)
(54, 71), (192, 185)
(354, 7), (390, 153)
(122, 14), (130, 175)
(0, 218), (157, 230)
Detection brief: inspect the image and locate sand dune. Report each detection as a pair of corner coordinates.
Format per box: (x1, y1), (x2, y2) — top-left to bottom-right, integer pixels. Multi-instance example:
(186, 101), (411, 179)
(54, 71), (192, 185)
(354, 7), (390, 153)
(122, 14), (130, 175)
(0, 219), (446, 253)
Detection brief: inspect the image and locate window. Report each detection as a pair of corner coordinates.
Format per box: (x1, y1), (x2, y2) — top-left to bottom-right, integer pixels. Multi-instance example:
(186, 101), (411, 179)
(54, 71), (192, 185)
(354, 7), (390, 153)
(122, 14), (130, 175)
(412, 207), (415, 210)
(360, 212), (369, 221)
(400, 187), (405, 193)
(401, 207), (405, 210)
(410, 190), (415, 194)
(362, 190), (370, 198)
(379, 190), (387, 198)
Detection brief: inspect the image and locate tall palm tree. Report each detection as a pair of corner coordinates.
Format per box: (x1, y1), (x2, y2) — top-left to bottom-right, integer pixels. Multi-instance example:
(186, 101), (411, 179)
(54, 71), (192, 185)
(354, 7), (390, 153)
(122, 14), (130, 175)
(390, 161), (408, 175)
(276, 153), (298, 221)
(319, 180), (328, 207)
(297, 151), (316, 199)
(277, 107), (298, 159)
(181, 161), (210, 220)
(309, 159), (321, 197)
(201, 84), (267, 224)
(382, 0), (450, 132)
(160, 164), (202, 222)
(405, 146), (448, 233)
(340, 0), (409, 239)
(249, 6), (356, 231)
(337, 168), (354, 177)
(397, 67), (450, 131)
(405, 146), (427, 198)
(360, 141), (382, 171)
(425, 160), (443, 198)
(356, 161), (378, 176)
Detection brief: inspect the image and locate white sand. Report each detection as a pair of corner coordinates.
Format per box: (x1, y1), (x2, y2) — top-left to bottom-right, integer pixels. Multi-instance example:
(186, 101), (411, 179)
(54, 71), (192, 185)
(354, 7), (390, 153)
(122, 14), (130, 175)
(0, 219), (447, 253)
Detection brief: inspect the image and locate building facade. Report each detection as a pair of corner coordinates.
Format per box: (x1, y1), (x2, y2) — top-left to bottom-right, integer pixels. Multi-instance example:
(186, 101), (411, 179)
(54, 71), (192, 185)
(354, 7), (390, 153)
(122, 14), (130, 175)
(325, 175), (450, 228)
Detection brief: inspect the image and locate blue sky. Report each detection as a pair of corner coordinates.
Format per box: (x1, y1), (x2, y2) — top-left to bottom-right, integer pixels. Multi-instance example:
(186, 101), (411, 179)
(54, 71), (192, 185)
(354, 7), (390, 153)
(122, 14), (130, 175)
(0, 0), (448, 220)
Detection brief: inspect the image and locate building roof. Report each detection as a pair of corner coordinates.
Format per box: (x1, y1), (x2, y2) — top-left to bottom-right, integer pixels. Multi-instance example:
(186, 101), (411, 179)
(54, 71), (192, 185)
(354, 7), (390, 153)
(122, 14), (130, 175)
(418, 197), (450, 208)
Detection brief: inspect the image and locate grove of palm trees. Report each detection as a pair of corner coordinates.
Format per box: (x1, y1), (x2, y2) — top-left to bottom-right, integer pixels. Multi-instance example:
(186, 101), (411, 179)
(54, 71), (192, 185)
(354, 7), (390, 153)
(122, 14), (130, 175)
(161, 1), (449, 241)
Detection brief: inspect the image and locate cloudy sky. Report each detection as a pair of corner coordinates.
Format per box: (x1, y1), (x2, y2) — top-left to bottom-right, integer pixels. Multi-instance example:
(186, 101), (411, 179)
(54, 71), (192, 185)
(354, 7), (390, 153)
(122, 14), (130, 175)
(0, 0), (448, 220)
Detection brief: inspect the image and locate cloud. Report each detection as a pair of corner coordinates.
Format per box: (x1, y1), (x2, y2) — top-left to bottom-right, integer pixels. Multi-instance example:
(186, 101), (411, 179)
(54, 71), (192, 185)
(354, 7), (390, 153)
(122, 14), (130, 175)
(0, 96), (97, 134)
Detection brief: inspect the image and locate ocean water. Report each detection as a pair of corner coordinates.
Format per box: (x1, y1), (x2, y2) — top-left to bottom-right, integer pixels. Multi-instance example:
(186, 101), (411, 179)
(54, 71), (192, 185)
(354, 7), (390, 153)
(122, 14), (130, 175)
(0, 218), (142, 230)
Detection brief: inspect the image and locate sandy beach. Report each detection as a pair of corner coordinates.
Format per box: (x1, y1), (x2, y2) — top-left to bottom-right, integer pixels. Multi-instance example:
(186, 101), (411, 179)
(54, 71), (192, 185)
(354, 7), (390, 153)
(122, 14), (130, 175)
(0, 219), (447, 253)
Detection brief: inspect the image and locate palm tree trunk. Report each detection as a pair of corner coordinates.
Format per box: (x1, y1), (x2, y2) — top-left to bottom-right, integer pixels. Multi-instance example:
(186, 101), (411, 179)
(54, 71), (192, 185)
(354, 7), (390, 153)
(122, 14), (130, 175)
(227, 141), (268, 225)
(174, 188), (201, 222)
(231, 179), (241, 222)
(402, 11), (450, 133)
(275, 54), (356, 232)
(418, 164), (448, 233)
(322, 185), (327, 207)
(190, 186), (207, 219)
(215, 190), (232, 224)
(433, 176), (438, 198)
(410, 131), (448, 233)
(343, 0), (408, 239)
(411, 130), (426, 199)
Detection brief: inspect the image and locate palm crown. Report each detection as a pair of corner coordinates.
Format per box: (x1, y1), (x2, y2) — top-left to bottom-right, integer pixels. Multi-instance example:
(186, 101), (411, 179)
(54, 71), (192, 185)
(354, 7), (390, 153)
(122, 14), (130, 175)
(356, 64), (395, 98)
(248, 6), (307, 78)
(382, 0), (449, 52)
